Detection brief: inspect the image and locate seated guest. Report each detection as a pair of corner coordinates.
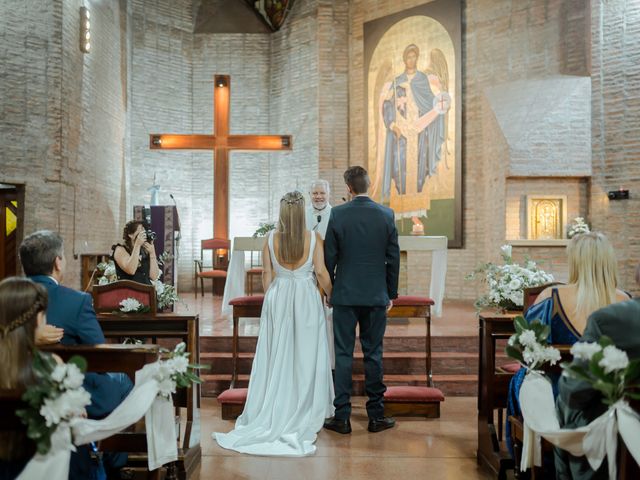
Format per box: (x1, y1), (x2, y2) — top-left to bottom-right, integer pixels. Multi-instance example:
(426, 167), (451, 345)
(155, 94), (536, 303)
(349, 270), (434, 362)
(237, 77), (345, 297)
(111, 220), (160, 285)
(507, 232), (630, 455)
(19, 231), (132, 478)
(555, 264), (640, 480)
(0, 277), (52, 479)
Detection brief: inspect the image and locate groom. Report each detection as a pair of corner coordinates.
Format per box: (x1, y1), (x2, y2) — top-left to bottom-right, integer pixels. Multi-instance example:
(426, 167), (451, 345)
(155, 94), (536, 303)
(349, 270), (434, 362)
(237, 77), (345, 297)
(323, 166), (400, 434)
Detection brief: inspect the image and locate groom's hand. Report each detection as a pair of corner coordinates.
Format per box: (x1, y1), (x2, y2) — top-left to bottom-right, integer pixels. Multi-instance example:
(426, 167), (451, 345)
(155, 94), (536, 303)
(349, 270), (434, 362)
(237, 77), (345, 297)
(386, 300), (393, 313)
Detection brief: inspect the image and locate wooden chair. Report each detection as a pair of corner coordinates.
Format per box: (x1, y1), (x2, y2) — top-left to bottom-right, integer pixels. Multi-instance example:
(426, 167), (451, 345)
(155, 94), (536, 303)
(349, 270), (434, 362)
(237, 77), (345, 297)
(245, 250), (263, 296)
(194, 238), (230, 296)
(92, 280), (157, 315)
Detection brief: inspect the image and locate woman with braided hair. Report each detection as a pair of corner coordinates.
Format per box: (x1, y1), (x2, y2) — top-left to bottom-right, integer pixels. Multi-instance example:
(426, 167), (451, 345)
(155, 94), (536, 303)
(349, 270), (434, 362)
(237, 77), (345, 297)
(0, 277), (56, 478)
(215, 191), (335, 456)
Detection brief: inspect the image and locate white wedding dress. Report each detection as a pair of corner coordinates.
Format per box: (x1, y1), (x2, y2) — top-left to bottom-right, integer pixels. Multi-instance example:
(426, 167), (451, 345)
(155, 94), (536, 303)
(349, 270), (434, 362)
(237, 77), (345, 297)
(214, 231), (335, 456)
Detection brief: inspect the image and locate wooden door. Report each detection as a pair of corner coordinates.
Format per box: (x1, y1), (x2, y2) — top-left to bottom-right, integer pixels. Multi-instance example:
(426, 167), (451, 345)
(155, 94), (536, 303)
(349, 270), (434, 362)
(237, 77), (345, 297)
(0, 189), (18, 280)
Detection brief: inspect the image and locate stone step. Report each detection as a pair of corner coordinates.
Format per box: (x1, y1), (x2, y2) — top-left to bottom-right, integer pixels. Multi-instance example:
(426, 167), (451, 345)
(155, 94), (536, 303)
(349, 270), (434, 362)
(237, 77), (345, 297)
(199, 334), (478, 354)
(199, 350), (510, 376)
(201, 373), (478, 397)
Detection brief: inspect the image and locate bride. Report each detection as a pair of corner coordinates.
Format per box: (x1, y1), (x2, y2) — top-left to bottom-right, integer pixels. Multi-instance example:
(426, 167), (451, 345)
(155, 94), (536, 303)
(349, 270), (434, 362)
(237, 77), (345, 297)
(214, 191), (335, 456)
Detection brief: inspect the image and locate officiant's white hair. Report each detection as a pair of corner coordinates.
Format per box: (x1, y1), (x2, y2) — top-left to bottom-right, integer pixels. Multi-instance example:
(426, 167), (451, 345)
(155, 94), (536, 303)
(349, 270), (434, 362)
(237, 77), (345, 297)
(309, 179), (330, 192)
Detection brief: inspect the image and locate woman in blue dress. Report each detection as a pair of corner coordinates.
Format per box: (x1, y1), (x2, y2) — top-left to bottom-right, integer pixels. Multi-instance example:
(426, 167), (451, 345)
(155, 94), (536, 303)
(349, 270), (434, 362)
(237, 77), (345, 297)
(506, 232), (630, 457)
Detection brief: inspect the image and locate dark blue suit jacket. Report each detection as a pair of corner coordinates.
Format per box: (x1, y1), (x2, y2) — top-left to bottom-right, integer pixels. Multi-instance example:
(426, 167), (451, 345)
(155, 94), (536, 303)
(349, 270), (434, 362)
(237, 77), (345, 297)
(324, 196), (400, 307)
(30, 275), (105, 345)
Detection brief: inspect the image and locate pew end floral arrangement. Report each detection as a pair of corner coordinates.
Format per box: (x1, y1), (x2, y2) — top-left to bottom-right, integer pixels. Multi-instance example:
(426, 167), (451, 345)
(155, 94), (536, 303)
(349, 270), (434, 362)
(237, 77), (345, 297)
(506, 316), (561, 371)
(155, 342), (208, 398)
(16, 352), (91, 455)
(562, 336), (640, 406)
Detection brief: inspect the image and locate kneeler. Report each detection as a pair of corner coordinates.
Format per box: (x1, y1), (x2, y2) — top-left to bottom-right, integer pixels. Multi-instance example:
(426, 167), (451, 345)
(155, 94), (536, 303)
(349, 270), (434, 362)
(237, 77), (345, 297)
(217, 295), (263, 420)
(383, 296), (444, 419)
(217, 295), (445, 420)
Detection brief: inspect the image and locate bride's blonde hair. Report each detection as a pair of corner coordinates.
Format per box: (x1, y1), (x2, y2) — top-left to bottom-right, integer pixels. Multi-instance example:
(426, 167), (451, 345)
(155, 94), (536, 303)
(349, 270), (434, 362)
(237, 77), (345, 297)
(567, 232), (618, 319)
(277, 191), (305, 264)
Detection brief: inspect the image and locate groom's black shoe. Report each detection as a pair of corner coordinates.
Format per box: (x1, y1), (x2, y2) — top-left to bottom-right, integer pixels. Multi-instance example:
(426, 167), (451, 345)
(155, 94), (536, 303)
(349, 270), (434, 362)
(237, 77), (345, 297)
(368, 416), (395, 433)
(323, 417), (351, 434)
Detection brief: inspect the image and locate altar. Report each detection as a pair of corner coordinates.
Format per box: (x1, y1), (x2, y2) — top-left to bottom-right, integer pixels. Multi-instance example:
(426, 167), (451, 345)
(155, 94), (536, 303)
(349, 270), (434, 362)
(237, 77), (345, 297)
(221, 236), (448, 317)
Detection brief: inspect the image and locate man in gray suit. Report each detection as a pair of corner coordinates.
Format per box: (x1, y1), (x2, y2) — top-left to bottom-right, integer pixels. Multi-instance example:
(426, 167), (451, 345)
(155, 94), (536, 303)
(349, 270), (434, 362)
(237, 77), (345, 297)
(323, 166), (400, 434)
(555, 264), (640, 479)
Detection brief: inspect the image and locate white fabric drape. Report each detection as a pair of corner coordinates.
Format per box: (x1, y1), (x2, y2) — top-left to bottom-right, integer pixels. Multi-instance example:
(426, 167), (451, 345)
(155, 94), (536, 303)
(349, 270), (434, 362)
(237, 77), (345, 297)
(518, 371), (640, 479)
(17, 362), (178, 480)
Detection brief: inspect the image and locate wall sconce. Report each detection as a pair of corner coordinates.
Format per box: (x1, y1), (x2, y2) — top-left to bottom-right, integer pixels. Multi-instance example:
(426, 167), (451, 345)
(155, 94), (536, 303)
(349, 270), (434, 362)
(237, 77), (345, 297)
(151, 135), (162, 147)
(80, 7), (91, 53)
(281, 136), (291, 148)
(216, 77), (228, 88)
(608, 188), (629, 200)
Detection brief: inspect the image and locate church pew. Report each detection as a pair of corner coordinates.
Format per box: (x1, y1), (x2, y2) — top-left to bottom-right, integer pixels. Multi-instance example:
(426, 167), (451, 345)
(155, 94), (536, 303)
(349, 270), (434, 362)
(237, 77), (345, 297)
(95, 313), (201, 480)
(3, 345), (163, 480)
(477, 312), (518, 479)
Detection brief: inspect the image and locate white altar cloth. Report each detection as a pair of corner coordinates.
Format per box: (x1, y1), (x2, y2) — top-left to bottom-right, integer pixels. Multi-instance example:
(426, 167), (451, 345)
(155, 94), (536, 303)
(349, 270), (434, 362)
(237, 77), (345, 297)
(221, 235), (448, 317)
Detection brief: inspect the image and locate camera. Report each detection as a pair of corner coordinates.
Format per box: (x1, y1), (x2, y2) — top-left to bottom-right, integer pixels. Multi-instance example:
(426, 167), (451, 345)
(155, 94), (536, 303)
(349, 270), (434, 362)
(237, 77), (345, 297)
(145, 229), (157, 243)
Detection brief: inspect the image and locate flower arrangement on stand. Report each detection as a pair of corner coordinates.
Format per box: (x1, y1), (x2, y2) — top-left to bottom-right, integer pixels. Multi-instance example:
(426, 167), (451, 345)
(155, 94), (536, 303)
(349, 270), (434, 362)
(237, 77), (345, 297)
(466, 245), (555, 311)
(505, 316), (561, 370)
(562, 336), (640, 405)
(16, 352), (91, 455)
(567, 217), (590, 239)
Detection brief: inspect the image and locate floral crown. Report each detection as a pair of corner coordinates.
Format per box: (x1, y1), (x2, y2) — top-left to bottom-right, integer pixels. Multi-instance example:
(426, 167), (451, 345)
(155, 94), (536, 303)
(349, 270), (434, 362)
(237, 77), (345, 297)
(0, 299), (45, 339)
(280, 191), (304, 205)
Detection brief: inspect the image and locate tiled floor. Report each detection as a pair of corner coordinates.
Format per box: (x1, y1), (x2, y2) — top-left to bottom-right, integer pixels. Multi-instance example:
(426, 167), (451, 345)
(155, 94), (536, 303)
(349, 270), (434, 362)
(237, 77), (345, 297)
(177, 296), (479, 338)
(191, 396), (491, 480)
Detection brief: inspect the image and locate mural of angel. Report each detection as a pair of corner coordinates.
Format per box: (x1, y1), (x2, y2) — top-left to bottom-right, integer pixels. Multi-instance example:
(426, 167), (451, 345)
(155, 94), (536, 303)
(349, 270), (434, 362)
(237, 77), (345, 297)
(368, 15), (457, 238)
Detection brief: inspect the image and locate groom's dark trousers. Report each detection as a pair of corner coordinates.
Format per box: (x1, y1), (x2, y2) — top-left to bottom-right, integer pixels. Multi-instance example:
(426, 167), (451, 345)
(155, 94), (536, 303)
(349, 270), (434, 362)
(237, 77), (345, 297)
(324, 196), (400, 421)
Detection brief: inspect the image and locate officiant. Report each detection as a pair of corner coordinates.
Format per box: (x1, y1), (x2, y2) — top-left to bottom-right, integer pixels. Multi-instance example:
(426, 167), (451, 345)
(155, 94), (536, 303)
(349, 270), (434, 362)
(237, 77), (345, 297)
(305, 179), (332, 238)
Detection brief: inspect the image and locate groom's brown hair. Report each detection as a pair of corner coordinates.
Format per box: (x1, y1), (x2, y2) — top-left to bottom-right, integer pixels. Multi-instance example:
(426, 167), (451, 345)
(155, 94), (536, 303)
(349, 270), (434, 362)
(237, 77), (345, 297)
(344, 166), (370, 195)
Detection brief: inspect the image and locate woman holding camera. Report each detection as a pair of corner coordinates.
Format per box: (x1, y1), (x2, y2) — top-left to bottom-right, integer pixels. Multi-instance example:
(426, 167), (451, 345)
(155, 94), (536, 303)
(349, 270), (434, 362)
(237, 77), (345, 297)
(111, 220), (160, 285)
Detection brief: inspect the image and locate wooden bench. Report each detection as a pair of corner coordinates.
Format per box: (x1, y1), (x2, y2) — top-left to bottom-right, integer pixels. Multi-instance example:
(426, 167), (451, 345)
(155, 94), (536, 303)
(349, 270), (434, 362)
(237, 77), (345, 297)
(95, 312), (201, 480)
(218, 295), (444, 420)
(2, 344), (163, 480)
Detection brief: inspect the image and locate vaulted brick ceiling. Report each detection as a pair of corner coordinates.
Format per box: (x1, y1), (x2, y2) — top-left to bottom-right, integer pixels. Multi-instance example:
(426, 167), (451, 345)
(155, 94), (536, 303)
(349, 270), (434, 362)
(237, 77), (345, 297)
(194, 0), (295, 33)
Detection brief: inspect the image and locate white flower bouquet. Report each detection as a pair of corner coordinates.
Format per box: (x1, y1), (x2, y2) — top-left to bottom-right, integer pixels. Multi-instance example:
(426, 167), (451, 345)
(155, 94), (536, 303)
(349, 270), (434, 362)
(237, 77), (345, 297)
(151, 279), (180, 310)
(155, 342), (207, 398)
(506, 316), (561, 370)
(567, 217), (590, 239)
(562, 336), (640, 406)
(119, 297), (150, 313)
(16, 352), (91, 455)
(466, 245), (554, 311)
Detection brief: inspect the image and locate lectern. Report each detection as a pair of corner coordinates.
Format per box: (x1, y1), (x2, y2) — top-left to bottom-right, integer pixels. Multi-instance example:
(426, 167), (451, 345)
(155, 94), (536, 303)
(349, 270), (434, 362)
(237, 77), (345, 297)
(133, 205), (180, 287)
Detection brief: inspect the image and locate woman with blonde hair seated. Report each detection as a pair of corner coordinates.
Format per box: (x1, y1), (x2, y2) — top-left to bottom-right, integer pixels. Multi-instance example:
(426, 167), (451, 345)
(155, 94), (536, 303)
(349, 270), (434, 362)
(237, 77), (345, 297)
(506, 232), (630, 458)
(0, 277), (50, 479)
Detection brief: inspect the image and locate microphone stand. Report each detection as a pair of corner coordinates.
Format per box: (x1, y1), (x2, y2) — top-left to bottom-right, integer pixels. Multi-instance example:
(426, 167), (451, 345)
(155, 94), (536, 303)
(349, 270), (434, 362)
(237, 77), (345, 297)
(170, 194), (181, 295)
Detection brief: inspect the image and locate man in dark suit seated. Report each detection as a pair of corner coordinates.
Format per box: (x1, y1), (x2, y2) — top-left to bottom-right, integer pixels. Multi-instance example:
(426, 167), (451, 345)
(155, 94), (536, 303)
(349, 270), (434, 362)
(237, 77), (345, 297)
(19, 230), (133, 479)
(555, 264), (640, 479)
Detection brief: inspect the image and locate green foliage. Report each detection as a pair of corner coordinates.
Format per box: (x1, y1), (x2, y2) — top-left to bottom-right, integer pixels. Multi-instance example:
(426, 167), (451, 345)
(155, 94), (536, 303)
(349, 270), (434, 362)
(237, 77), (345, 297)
(252, 222), (276, 238)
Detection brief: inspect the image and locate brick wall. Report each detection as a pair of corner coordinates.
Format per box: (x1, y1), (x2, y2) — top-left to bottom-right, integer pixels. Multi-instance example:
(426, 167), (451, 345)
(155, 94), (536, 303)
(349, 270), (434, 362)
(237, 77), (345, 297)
(590, 0), (640, 295)
(1, 0), (129, 288)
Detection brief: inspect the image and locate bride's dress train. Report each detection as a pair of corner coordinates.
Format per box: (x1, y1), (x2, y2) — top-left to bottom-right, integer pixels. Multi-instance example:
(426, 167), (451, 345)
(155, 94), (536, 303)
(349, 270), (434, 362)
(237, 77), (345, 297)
(214, 231), (335, 456)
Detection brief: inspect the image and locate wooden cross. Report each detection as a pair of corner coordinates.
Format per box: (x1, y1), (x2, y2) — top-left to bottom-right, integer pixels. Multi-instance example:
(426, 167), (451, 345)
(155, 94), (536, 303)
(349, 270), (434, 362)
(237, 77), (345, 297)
(149, 74), (292, 240)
